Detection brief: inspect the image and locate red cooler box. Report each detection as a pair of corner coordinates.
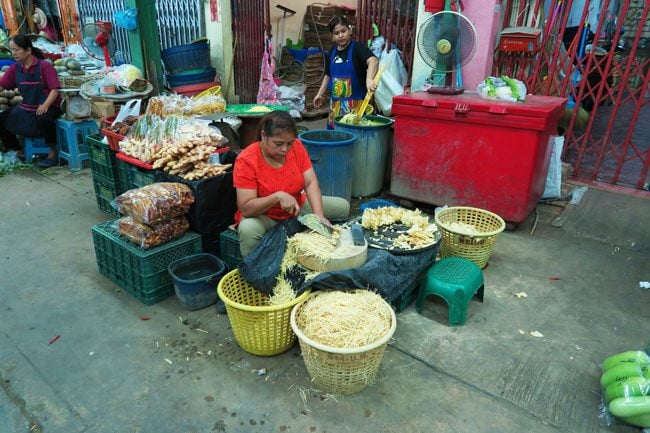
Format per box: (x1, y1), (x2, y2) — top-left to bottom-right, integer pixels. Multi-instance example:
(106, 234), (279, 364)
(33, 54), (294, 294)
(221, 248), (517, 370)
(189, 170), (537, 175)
(390, 91), (567, 223)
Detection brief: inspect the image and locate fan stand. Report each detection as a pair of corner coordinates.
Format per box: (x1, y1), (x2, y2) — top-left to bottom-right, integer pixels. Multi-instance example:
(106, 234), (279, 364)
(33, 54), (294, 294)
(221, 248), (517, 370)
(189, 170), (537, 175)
(427, 85), (464, 95)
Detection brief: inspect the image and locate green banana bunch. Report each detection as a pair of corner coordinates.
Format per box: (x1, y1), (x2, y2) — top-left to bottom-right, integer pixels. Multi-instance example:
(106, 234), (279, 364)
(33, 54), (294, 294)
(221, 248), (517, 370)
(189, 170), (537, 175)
(601, 350), (650, 428)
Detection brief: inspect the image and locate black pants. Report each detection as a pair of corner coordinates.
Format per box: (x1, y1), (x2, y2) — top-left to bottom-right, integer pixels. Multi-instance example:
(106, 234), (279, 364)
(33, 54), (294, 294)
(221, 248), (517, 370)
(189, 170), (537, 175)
(0, 105), (63, 151)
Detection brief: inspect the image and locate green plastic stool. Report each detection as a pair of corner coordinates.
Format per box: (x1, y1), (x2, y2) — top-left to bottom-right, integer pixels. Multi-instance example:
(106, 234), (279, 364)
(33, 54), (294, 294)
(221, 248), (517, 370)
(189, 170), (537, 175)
(416, 257), (484, 326)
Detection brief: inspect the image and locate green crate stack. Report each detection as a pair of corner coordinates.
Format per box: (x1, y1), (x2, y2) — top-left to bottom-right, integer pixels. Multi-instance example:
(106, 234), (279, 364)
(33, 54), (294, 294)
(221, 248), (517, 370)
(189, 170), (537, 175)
(116, 159), (155, 191)
(219, 228), (242, 269)
(92, 222), (202, 305)
(391, 278), (422, 313)
(87, 135), (122, 218)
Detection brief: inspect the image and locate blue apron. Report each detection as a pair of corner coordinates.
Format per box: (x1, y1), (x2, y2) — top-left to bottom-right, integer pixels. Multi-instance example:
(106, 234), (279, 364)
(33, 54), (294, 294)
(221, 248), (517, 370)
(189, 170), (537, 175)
(328, 40), (365, 102)
(6, 59), (48, 138)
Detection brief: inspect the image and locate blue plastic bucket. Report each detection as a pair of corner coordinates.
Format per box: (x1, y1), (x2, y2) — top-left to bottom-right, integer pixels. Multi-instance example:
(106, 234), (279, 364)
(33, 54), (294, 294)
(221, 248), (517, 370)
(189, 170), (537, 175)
(166, 67), (216, 87)
(299, 130), (356, 203)
(334, 115), (394, 197)
(168, 253), (226, 311)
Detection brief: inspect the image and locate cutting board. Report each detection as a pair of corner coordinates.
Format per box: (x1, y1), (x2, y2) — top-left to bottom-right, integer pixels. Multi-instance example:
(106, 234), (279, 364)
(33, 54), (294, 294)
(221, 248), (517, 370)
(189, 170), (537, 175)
(296, 228), (368, 272)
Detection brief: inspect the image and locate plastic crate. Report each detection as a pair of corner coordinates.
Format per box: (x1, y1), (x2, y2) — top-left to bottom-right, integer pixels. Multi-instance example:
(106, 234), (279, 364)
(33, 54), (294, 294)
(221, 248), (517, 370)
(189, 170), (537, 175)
(101, 128), (125, 152)
(219, 228), (242, 270)
(92, 174), (122, 218)
(92, 222), (202, 305)
(116, 158), (155, 190)
(161, 41), (211, 75)
(391, 278), (421, 313)
(87, 134), (120, 182)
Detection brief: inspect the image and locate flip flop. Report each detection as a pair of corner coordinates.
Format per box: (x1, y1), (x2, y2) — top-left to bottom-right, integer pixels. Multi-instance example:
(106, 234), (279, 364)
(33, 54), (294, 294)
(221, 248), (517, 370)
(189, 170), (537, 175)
(38, 158), (58, 168)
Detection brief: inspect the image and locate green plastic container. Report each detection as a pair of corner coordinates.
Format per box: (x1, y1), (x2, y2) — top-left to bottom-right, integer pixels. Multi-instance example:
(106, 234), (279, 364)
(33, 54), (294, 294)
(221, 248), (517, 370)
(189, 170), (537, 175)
(116, 159), (155, 190)
(87, 134), (120, 181)
(92, 222), (202, 305)
(219, 228), (242, 270)
(91, 174), (122, 218)
(334, 115), (394, 197)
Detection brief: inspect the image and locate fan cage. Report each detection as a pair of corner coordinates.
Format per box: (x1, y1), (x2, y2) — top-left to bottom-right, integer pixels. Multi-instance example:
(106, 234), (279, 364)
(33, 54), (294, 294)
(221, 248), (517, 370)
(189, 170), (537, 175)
(417, 10), (478, 72)
(81, 23), (117, 61)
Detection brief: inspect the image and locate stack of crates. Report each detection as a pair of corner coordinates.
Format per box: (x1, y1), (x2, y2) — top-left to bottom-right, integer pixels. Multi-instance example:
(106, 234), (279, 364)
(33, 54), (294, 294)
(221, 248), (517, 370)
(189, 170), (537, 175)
(116, 156), (156, 191)
(219, 228), (242, 270)
(86, 134), (123, 217)
(92, 221), (202, 305)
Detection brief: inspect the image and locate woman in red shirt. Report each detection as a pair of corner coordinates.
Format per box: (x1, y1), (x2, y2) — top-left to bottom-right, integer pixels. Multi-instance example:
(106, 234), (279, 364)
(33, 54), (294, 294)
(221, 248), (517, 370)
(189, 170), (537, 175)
(233, 111), (350, 256)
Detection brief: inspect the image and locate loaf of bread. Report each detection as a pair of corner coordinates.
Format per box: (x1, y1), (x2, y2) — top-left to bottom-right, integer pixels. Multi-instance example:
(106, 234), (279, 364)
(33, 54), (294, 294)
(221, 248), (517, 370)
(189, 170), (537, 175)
(114, 182), (194, 224)
(117, 215), (190, 248)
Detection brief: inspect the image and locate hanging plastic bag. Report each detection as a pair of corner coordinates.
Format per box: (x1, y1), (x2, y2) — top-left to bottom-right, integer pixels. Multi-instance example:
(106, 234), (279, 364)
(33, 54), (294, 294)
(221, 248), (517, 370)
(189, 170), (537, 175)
(114, 8), (138, 30)
(542, 136), (564, 199)
(375, 48), (408, 115)
(112, 99), (142, 126)
(257, 39), (280, 105)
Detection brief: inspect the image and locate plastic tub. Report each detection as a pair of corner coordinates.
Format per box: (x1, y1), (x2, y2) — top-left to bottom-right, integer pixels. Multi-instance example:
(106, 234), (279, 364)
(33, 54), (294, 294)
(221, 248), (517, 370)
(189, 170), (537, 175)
(299, 130), (356, 203)
(166, 67), (216, 87)
(334, 115), (394, 197)
(171, 82), (215, 97)
(161, 41), (211, 74)
(168, 253), (226, 310)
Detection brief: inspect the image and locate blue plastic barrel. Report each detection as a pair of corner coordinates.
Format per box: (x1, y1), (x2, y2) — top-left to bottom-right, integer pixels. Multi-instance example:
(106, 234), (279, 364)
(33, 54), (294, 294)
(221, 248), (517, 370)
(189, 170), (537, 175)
(168, 253), (226, 310)
(299, 130), (356, 203)
(334, 115), (394, 197)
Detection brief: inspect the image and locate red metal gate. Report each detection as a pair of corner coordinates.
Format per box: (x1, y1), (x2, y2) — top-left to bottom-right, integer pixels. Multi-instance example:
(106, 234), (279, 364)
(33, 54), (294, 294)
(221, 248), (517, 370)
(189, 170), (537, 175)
(232, 0), (271, 103)
(356, 0), (418, 85)
(494, 0), (650, 193)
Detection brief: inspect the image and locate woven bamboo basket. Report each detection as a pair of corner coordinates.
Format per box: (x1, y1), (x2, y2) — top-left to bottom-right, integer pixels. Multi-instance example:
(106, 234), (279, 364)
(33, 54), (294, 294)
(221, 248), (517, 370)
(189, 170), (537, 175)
(59, 74), (95, 89)
(434, 206), (506, 268)
(290, 291), (396, 394)
(217, 269), (311, 356)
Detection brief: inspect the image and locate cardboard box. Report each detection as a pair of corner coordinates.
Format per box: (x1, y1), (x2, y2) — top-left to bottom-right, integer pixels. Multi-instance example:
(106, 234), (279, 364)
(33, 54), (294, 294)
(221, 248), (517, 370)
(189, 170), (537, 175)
(91, 101), (115, 119)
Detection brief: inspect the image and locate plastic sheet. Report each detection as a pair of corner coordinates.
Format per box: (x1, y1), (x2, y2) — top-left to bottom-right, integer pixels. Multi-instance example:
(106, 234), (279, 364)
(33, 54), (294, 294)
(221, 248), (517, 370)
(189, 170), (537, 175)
(239, 220), (437, 301)
(113, 182), (194, 224)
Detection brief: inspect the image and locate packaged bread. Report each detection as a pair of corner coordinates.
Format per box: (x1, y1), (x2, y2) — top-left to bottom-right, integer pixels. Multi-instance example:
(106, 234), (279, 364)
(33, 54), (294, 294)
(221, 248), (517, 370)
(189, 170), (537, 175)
(113, 182), (194, 224)
(116, 216), (190, 248)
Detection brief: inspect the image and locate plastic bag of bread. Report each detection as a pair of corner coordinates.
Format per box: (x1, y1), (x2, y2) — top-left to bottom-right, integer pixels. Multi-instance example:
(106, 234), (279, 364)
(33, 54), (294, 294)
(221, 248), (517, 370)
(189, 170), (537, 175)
(116, 215), (190, 248)
(113, 182), (194, 224)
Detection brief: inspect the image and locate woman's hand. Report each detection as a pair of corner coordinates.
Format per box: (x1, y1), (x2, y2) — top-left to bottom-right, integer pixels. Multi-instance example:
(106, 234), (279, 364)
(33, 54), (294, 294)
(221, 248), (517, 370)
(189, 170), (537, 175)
(366, 78), (378, 92)
(313, 93), (324, 108)
(36, 104), (48, 115)
(276, 191), (300, 216)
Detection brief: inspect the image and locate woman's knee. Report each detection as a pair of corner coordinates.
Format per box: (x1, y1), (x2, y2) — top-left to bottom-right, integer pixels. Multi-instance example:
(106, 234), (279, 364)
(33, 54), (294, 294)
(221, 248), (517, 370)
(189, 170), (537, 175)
(237, 216), (276, 256)
(322, 196), (350, 220)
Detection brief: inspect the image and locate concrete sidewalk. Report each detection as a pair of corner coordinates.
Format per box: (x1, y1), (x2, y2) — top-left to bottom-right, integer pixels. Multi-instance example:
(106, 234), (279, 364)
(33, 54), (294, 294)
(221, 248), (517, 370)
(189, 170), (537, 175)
(0, 166), (648, 433)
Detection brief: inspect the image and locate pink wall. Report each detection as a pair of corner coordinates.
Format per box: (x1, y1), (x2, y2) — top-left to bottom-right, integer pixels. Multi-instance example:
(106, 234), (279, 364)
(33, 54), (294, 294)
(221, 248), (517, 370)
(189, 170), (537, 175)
(461, 0), (502, 90)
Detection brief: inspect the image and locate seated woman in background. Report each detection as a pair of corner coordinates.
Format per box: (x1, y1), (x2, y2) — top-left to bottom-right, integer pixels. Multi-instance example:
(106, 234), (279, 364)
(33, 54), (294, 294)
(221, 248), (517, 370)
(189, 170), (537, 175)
(0, 35), (62, 167)
(233, 110), (350, 256)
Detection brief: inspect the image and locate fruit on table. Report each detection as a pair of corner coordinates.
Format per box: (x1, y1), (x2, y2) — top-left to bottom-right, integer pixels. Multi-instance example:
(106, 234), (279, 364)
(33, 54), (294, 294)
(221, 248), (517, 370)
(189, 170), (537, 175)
(54, 58), (66, 67)
(603, 350), (650, 372)
(601, 363), (650, 389)
(605, 376), (650, 404)
(66, 59), (81, 70)
(609, 396), (650, 427)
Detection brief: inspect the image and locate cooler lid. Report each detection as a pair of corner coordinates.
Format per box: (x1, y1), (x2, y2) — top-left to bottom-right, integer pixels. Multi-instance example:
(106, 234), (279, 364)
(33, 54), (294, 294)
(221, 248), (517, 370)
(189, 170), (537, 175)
(393, 91), (567, 118)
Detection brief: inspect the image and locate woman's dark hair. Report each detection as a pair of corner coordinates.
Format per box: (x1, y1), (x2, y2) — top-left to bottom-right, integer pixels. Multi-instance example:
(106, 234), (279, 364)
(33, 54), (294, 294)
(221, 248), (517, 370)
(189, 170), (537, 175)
(257, 110), (297, 140)
(327, 16), (350, 33)
(10, 35), (44, 59)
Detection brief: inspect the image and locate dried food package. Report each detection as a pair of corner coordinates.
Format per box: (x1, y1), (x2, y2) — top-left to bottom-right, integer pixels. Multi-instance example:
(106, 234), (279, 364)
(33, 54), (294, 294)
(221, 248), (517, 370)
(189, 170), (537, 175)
(113, 182), (194, 224)
(116, 216), (190, 248)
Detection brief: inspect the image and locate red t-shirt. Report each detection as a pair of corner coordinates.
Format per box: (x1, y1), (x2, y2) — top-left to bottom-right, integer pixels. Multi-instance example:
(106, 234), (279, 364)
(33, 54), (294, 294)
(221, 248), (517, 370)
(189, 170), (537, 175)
(233, 139), (312, 224)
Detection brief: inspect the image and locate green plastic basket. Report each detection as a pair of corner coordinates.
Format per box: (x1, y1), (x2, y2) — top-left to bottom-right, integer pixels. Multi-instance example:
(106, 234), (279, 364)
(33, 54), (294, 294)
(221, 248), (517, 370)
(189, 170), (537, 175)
(219, 228), (242, 270)
(116, 159), (156, 191)
(92, 174), (122, 218)
(92, 222), (202, 305)
(225, 104), (289, 117)
(87, 134), (120, 182)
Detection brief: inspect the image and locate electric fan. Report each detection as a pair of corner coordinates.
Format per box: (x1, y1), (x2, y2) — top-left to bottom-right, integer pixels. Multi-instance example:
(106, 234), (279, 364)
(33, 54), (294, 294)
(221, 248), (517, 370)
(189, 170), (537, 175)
(81, 21), (116, 67)
(417, 10), (477, 94)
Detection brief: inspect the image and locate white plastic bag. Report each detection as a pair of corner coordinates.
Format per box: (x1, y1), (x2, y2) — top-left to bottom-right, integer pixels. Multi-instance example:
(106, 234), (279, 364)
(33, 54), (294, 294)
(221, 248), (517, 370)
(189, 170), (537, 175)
(477, 76), (527, 102)
(113, 99), (142, 126)
(542, 135), (564, 199)
(375, 49), (408, 115)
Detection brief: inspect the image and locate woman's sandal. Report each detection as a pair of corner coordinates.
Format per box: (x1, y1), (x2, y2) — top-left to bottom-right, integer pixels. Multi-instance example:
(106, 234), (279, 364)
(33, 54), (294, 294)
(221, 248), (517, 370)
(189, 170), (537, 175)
(38, 158), (58, 168)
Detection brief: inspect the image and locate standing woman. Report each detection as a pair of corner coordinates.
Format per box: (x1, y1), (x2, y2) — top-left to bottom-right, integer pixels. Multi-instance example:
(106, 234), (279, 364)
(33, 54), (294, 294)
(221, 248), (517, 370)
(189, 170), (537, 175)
(313, 16), (378, 128)
(0, 35), (62, 167)
(233, 111), (350, 256)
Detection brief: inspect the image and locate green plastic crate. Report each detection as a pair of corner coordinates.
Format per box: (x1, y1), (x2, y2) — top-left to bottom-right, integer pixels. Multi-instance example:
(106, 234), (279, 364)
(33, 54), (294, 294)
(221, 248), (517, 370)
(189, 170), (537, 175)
(92, 222), (202, 305)
(92, 174), (122, 218)
(87, 134), (120, 182)
(391, 270), (430, 313)
(116, 159), (155, 191)
(219, 228), (242, 269)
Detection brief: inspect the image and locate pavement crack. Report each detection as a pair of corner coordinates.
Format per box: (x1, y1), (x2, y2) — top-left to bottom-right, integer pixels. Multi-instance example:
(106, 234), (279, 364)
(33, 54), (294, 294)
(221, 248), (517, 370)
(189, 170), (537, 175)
(388, 343), (565, 432)
(0, 367), (43, 432)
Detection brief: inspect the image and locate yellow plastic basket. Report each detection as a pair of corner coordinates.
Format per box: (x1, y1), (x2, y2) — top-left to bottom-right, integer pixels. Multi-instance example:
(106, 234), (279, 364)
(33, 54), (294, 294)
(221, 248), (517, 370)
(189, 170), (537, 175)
(290, 291), (396, 394)
(193, 85), (222, 100)
(217, 269), (311, 356)
(434, 206), (506, 268)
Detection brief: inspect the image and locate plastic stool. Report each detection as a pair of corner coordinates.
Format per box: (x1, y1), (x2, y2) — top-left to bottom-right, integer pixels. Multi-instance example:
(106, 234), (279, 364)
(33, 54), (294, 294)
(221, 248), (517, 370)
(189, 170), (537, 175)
(24, 137), (50, 161)
(56, 118), (98, 171)
(416, 257), (484, 327)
